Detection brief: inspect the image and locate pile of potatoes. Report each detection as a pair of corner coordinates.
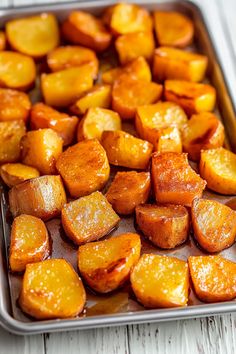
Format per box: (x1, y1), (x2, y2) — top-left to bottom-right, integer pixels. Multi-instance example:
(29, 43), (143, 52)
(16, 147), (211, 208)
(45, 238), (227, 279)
(0, 3), (236, 320)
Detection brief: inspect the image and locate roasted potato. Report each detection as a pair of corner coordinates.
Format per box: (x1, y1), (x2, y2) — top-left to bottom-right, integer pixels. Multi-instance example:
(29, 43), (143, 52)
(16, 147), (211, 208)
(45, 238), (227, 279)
(19, 259), (86, 319)
(0, 31), (6, 51)
(153, 47), (208, 82)
(189, 256), (236, 303)
(9, 214), (50, 272)
(41, 64), (95, 107)
(182, 112), (225, 161)
(9, 175), (66, 220)
(62, 191), (120, 245)
(199, 148), (236, 195)
(0, 163), (40, 188)
(6, 13), (59, 58)
(77, 107), (121, 141)
(56, 139), (110, 198)
(112, 76), (163, 119)
(21, 128), (63, 175)
(30, 103), (78, 146)
(0, 51), (36, 91)
(106, 171), (151, 215)
(153, 11), (194, 48)
(131, 254), (189, 308)
(164, 80), (216, 116)
(136, 204), (189, 249)
(0, 89), (31, 122)
(101, 130), (153, 169)
(62, 11), (112, 52)
(152, 152), (206, 206)
(0, 120), (26, 164)
(78, 233), (141, 293)
(153, 126), (182, 153)
(115, 31), (155, 65)
(192, 198), (236, 253)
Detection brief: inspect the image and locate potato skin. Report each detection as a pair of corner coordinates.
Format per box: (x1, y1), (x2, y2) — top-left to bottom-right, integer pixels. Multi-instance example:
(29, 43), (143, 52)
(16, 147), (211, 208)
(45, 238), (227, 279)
(0, 163), (40, 188)
(9, 175), (67, 220)
(189, 256), (236, 303)
(135, 204), (189, 249)
(0, 120), (26, 164)
(78, 233), (141, 293)
(0, 89), (31, 122)
(0, 31), (6, 51)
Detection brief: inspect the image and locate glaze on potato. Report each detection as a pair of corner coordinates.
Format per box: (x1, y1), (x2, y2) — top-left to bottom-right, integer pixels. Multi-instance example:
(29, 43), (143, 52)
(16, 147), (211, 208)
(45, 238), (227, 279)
(0, 89), (31, 122)
(0, 120), (26, 164)
(0, 163), (40, 188)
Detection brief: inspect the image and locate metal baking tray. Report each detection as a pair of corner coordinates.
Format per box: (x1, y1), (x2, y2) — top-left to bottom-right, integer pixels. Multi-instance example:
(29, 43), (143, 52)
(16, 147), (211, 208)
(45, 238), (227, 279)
(0, 0), (236, 335)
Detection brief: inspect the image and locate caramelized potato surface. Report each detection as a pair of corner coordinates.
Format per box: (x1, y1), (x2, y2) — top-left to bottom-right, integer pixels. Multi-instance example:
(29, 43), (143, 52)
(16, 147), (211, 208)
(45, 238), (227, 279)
(0, 31), (6, 51)
(0, 120), (26, 164)
(153, 126), (182, 153)
(19, 259), (86, 319)
(0, 89), (31, 122)
(62, 191), (120, 245)
(106, 171), (151, 215)
(78, 233), (141, 293)
(131, 254), (189, 307)
(0, 163), (40, 188)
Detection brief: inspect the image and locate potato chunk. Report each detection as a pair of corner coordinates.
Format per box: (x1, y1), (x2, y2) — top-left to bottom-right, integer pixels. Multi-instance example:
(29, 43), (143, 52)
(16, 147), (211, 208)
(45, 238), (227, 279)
(153, 47), (208, 82)
(9, 175), (66, 220)
(153, 126), (182, 153)
(192, 198), (236, 253)
(77, 107), (121, 141)
(62, 11), (112, 52)
(199, 148), (236, 195)
(56, 139), (110, 198)
(152, 152), (206, 206)
(131, 254), (189, 308)
(0, 121), (26, 164)
(6, 13), (59, 58)
(19, 259), (86, 319)
(21, 129), (63, 175)
(30, 103), (78, 146)
(0, 51), (36, 91)
(9, 214), (50, 272)
(154, 11), (194, 48)
(182, 113), (224, 161)
(62, 191), (120, 245)
(0, 31), (6, 51)
(189, 256), (236, 303)
(41, 64), (94, 107)
(112, 76), (163, 119)
(0, 163), (39, 188)
(101, 130), (153, 169)
(164, 80), (216, 116)
(106, 171), (151, 215)
(136, 204), (189, 249)
(115, 31), (155, 65)
(0, 89), (31, 122)
(78, 233), (141, 293)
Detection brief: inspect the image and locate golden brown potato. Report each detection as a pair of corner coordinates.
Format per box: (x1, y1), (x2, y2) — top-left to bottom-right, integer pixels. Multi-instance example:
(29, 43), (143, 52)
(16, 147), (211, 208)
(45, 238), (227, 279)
(0, 31), (6, 51)
(101, 130), (153, 169)
(77, 107), (121, 141)
(112, 76), (163, 119)
(19, 259), (86, 319)
(78, 233), (141, 293)
(131, 254), (189, 308)
(0, 51), (36, 91)
(115, 31), (155, 65)
(153, 126), (182, 153)
(30, 103), (78, 146)
(6, 13), (59, 58)
(182, 112), (225, 161)
(9, 175), (66, 220)
(164, 80), (216, 116)
(188, 256), (236, 303)
(21, 128), (63, 175)
(0, 89), (31, 122)
(0, 120), (26, 164)
(153, 47), (208, 82)
(0, 163), (40, 188)
(136, 204), (189, 249)
(103, 3), (152, 35)
(192, 198), (236, 253)
(106, 171), (151, 215)
(41, 64), (95, 107)
(62, 11), (112, 52)
(199, 148), (236, 195)
(56, 139), (110, 198)
(62, 191), (120, 245)
(154, 11), (194, 48)
(152, 152), (206, 206)
(9, 214), (50, 272)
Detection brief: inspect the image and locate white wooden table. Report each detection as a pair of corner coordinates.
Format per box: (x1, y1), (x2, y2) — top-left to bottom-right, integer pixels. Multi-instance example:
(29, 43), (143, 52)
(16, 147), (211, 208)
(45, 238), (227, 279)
(0, 0), (236, 353)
